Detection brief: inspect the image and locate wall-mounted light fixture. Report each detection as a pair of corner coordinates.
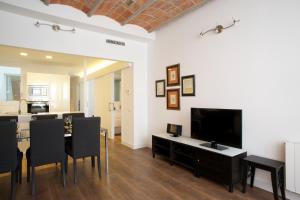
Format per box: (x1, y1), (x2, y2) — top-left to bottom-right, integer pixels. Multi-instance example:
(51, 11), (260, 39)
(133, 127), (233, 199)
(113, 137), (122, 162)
(35, 21), (76, 33)
(200, 18), (240, 37)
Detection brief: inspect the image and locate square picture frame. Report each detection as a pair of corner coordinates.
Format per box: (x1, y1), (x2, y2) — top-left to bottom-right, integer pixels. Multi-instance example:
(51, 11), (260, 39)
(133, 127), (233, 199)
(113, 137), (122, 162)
(166, 64), (180, 86)
(155, 80), (165, 97)
(167, 89), (180, 110)
(181, 75), (195, 96)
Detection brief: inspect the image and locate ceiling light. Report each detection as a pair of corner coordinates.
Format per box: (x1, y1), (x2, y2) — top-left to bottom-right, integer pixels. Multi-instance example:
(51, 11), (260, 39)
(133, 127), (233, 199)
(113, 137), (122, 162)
(45, 55), (53, 59)
(20, 52), (28, 56)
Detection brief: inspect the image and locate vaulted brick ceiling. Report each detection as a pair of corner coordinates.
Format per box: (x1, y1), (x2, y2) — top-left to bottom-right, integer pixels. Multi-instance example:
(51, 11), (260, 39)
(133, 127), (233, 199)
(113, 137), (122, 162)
(41, 0), (206, 32)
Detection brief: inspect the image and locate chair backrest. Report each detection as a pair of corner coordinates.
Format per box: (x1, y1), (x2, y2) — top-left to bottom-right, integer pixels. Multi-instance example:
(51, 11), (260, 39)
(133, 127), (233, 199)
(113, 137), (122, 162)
(0, 121), (17, 173)
(62, 113), (85, 120)
(0, 116), (18, 122)
(72, 117), (100, 158)
(30, 119), (65, 167)
(31, 114), (58, 121)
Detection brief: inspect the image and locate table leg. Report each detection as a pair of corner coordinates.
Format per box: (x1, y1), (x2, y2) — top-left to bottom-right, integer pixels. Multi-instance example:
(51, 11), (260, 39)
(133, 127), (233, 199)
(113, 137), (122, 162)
(105, 130), (109, 175)
(250, 167), (256, 188)
(271, 169), (279, 200)
(279, 167), (286, 200)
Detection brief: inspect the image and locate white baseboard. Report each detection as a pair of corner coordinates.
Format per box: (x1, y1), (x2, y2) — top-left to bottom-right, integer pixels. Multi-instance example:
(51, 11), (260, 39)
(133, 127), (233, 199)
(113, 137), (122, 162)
(249, 174), (300, 200)
(121, 141), (147, 149)
(121, 141), (134, 149)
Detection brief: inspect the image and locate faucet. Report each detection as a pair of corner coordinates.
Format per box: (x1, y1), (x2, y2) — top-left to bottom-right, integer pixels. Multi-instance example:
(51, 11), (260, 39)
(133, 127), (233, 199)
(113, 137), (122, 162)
(18, 99), (27, 114)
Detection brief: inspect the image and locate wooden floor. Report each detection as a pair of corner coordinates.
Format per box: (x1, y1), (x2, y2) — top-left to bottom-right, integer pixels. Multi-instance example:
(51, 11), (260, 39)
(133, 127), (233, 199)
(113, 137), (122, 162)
(0, 136), (277, 200)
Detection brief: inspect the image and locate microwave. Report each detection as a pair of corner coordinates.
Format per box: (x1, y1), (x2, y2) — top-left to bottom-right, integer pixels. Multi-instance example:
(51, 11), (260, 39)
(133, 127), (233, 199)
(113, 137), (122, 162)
(28, 85), (49, 101)
(27, 102), (49, 114)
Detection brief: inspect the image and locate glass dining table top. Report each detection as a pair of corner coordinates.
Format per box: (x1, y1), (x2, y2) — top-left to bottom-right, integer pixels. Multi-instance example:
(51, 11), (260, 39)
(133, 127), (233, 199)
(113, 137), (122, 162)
(17, 127), (108, 142)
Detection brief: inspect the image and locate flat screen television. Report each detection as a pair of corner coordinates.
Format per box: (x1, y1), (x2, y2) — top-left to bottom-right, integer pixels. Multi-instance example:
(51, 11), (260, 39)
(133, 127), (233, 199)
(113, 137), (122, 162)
(191, 108), (242, 149)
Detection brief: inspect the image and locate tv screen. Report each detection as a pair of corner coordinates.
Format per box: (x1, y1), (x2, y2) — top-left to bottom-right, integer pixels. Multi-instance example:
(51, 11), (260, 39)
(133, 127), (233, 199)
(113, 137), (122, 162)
(191, 108), (242, 149)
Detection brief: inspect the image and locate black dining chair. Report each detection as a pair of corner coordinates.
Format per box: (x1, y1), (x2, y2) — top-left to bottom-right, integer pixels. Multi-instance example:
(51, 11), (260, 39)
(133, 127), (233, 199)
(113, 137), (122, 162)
(62, 113), (85, 120)
(26, 114), (59, 181)
(65, 117), (101, 184)
(0, 116), (23, 184)
(0, 116), (18, 122)
(31, 114), (58, 120)
(26, 119), (66, 196)
(0, 121), (21, 200)
(62, 113), (85, 159)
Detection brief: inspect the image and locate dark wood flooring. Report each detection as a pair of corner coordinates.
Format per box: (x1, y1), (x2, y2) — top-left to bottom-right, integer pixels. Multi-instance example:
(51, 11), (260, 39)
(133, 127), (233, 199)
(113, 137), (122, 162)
(0, 136), (276, 200)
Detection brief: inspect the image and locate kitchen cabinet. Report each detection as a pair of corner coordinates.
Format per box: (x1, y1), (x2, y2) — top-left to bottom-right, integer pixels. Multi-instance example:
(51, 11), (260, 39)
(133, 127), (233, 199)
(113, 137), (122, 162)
(27, 73), (70, 112)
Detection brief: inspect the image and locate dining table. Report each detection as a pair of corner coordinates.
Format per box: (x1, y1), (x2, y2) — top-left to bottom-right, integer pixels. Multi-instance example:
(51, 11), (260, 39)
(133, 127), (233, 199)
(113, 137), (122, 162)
(16, 126), (109, 175)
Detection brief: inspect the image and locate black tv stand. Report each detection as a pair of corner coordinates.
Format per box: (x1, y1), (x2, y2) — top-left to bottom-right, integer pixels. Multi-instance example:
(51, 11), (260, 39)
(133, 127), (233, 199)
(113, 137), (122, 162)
(200, 142), (228, 151)
(152, 134), (247, 192)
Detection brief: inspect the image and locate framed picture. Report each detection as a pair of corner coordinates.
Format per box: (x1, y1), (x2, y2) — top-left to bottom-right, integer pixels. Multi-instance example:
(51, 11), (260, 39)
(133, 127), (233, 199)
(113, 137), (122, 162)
(166, 64), (180, 86)
(182, 75), (195, 96)
(167, 89), (180, 110)
(155, 80), (165, 97)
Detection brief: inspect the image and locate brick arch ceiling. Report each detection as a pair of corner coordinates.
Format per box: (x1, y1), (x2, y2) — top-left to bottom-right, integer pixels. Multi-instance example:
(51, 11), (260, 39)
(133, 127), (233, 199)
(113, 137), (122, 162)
(42, 0), (206, 32)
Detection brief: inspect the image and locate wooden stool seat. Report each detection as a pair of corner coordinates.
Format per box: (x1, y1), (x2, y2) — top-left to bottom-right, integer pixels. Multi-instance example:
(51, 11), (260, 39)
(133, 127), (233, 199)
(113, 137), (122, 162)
(242, 155), (286, 200)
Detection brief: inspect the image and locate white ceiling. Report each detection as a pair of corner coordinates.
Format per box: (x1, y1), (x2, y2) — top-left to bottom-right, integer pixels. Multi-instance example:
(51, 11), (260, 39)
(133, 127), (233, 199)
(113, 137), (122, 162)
(0, 45), (116, 76)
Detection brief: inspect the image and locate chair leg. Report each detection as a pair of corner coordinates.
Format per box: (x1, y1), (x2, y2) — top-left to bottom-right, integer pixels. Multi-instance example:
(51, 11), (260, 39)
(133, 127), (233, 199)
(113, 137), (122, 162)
(15, 168), (19, 183)
(31, 166), (36, 196)
(27, 160), (30, 183)
(19, 156), (22, 184)
(65, 154), (68, 173)
(61, 161), (66, 187)
(73, 158), (77, 184)
(10, 171), (16, 200)
(97, 155), (101, 178)
(91, 156), (95, 168)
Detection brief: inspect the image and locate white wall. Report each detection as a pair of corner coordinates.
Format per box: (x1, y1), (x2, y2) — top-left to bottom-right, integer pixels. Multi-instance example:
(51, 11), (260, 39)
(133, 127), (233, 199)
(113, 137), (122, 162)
(0, 6), (148, 148)
(148, 0), (300, 199)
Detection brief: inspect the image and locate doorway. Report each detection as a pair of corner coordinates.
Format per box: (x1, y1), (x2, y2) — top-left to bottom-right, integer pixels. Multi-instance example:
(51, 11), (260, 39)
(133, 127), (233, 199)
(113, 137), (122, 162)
(114, 71), (121, 137)
(87, 63), (133, 146)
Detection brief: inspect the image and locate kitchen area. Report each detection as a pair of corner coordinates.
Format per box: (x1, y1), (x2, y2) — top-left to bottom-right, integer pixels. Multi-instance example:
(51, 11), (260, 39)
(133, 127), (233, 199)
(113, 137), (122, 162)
(0, 45), (84, 154)
(0, 45), (85, 117)
(0, 44), (132, 146)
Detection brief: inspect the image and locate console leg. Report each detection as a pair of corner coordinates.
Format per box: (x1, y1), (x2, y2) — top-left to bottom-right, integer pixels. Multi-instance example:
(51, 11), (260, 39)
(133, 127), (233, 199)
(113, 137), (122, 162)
(229, 184), (234, 193)
(152, 152), (155, 158)
(242, 162), (249, 193)
(170, 160), (174, 166)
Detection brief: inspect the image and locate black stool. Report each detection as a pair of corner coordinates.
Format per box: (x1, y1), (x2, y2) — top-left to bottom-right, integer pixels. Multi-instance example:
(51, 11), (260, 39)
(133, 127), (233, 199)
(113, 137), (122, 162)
(242, 155), (285, 200)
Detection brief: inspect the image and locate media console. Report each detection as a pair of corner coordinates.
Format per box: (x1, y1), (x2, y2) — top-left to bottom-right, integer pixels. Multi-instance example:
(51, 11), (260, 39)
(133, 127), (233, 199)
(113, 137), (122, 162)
(152, 133), (247, 192)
